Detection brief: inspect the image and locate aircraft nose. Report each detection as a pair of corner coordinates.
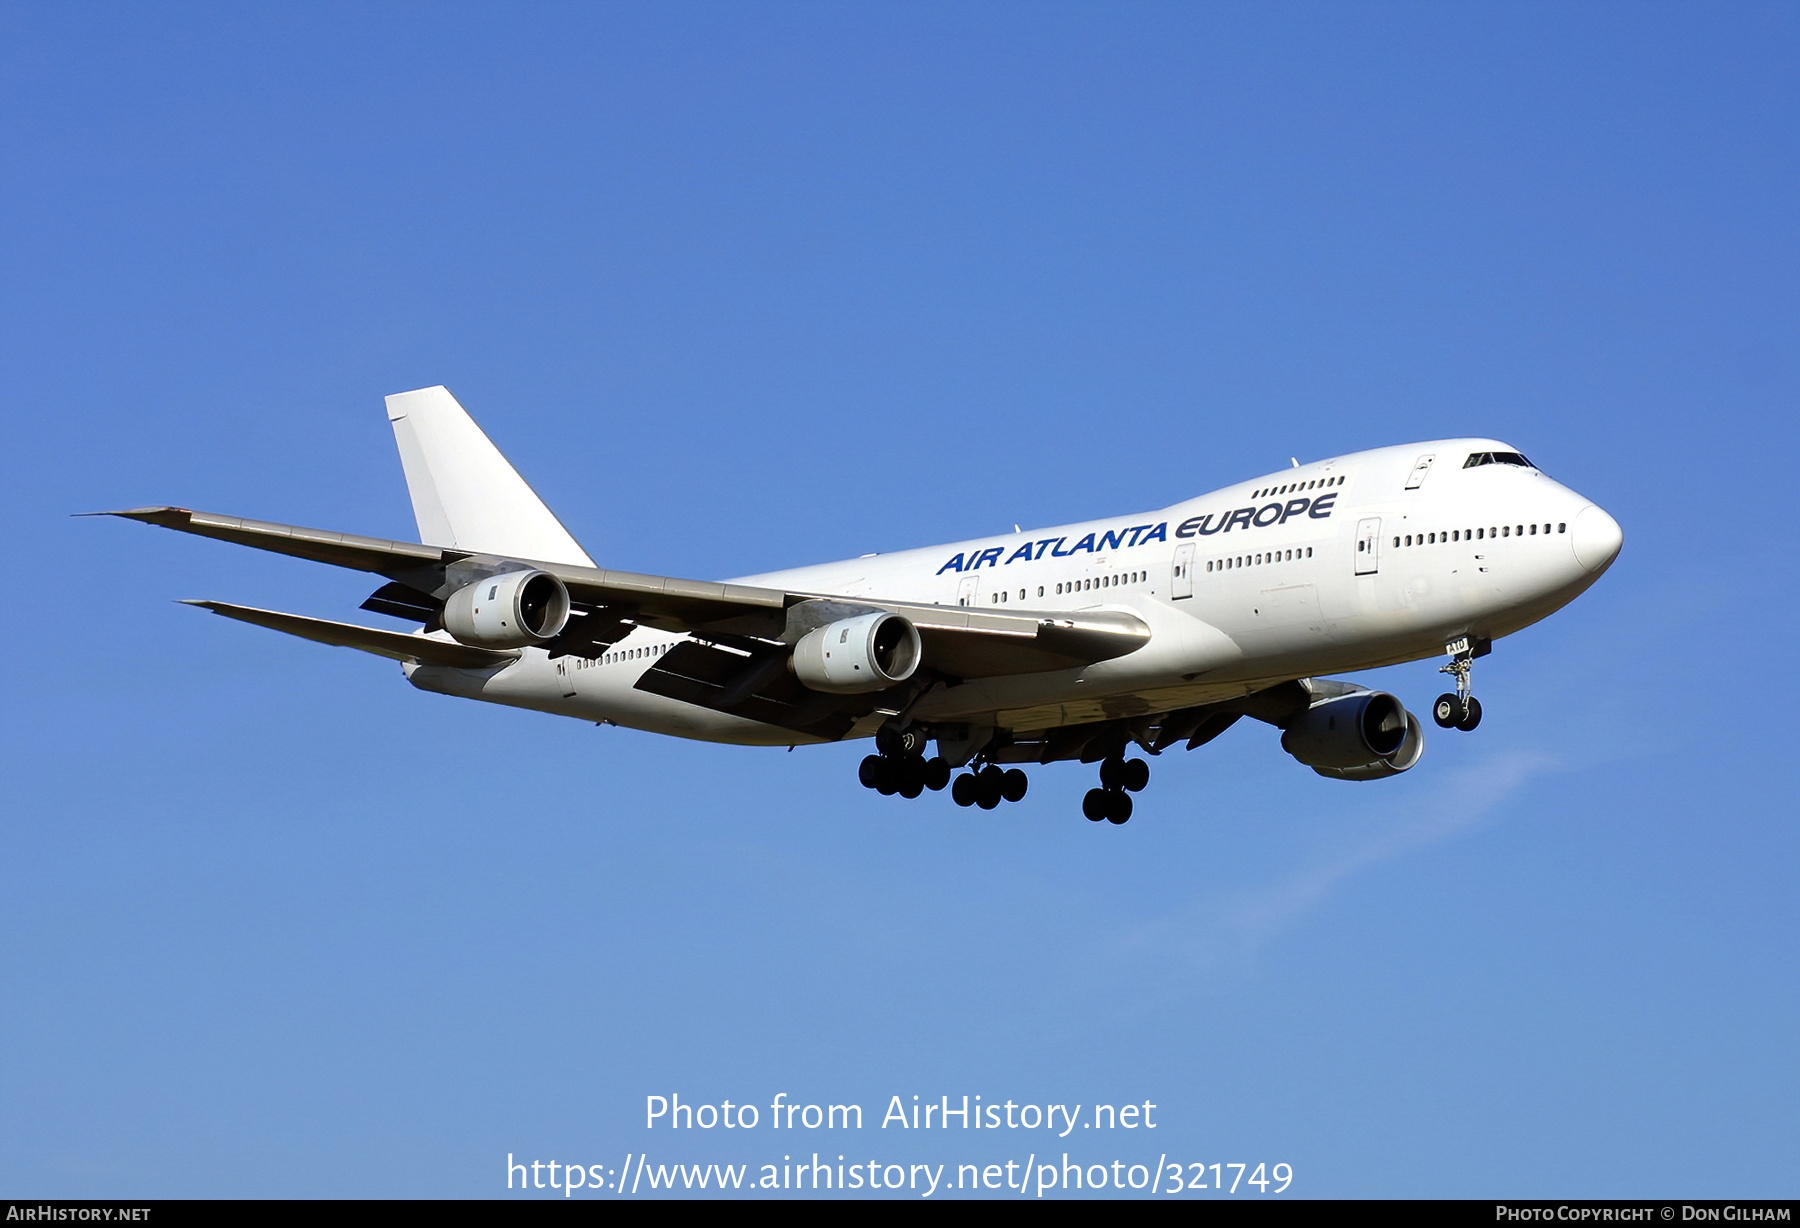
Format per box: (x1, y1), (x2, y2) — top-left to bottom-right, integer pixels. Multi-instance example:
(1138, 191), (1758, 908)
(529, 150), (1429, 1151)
(1571, 504), (1623, 573)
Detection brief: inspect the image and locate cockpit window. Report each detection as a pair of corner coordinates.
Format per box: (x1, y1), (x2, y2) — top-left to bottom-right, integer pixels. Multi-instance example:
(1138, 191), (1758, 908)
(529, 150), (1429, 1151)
(1463, 451), (1535, 470)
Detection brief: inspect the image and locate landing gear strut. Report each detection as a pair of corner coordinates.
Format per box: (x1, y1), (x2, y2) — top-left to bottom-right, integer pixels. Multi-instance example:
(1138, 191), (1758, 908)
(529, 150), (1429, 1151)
(1084, 755), (1149, 824)
(1433, 636), (1485, 732)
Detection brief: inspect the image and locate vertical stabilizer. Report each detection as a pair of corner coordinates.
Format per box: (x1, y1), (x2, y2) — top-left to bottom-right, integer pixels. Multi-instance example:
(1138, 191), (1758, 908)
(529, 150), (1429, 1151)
(384, 386), (596, 567)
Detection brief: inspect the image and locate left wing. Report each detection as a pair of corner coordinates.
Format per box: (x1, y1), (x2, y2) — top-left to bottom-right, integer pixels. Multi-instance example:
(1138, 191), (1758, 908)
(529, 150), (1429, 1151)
(97, 506), (1151, 677)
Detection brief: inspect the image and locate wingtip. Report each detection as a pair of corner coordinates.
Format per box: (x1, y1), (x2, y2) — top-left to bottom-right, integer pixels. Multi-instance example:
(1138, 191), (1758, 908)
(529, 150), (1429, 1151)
(78, 506), (188, 521)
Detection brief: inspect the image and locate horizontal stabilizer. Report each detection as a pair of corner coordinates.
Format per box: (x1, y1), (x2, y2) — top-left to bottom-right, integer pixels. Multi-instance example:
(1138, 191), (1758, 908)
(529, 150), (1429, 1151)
(179, 600), (517, 669)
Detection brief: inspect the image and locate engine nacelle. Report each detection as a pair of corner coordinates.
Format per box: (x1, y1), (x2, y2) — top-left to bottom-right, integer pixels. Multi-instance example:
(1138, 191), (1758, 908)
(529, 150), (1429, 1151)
(442, 570), (570, 649)
(791, 612), (922, 694)
(1280, 690), (1425, 781)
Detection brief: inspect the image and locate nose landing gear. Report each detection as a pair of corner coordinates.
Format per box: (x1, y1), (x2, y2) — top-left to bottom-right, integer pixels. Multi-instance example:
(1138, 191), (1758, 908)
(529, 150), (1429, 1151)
(1433, 636), (1488, 731)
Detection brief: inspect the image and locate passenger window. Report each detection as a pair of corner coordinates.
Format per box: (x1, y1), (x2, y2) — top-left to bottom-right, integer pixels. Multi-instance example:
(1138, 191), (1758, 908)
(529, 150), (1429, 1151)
(1558, 522), (1567, 533)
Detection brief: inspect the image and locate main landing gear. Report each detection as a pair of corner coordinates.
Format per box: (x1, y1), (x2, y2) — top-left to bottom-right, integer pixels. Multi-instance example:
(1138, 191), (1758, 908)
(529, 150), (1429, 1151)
(859, 724), (1030, 810)
(951, 764), (1029, 810)
(1083, 755), (1149, 825)
(857, 726), (1150, 822)
(858, 726), (951, 799)
(1433, 636), (1485, 732)
(858, 749), (1024, 808)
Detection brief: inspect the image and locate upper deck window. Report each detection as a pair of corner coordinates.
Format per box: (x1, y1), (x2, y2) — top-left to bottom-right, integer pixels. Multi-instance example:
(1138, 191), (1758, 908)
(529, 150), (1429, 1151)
(1463, 451), (1535, 470)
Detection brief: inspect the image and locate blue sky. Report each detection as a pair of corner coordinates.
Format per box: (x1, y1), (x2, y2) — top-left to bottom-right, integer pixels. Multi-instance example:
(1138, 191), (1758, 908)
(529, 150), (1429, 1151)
(2, 1), (1795, 1198)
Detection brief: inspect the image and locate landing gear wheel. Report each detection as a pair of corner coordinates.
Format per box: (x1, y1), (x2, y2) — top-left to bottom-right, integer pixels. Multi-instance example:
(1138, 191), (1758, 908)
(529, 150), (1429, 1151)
(1120, 758), (1150, 793)
(951, 774), (978, 807)
(1000, 769), (1028, 803)
(924, 757), (951, 791)
(1098, 757), (1124, 790)
(1433, 694), (1461, 728)
(1454, 695), (1483, 732)
(859, 755), (884, 788)
(1106, 790), (1133, 825)
(1083, 788), (1109, 822)
(975, 776), (1002, 810)
(898, 756), (926, 799)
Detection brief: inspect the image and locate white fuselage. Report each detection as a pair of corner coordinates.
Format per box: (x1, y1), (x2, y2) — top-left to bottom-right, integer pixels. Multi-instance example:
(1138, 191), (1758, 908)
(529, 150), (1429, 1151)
(405, 439), (1622, 745)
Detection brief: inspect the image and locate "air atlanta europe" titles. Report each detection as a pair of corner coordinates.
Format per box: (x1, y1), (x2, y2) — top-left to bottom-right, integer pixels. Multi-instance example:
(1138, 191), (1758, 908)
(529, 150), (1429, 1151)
(935, 492), (1338, 574)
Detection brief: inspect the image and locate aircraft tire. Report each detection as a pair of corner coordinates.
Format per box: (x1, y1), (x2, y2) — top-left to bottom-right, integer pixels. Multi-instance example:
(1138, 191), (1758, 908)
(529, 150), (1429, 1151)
(1001, 769), (1028, 803)
(1455, 696), (1483, 732)
(1083, 788), (1109, 822)
(859, 755), (884, 789)
(1098, 757), (1124, 790)
(1121, 758), (1150, 792)
(1107, 790), (1133, 825)
(1433, 694), (1460, 728)
(951, 774), (978, 807)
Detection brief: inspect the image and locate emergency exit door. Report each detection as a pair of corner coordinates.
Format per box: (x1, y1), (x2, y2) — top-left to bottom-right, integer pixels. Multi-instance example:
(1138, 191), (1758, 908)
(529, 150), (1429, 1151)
(1172, 543), (1196, 599)
(1354, 518), (1381, 575)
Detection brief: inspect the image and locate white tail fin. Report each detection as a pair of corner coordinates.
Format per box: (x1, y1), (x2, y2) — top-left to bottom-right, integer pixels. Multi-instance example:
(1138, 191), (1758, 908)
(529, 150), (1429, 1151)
(384, 386), (596, 567)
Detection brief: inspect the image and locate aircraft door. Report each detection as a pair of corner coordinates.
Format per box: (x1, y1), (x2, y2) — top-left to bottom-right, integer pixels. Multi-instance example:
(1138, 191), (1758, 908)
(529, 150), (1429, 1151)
(1172, 543), (1196, 599)
(1404, 454), (1436, 489)
(556, 657), (578, 698)
(1354, 518), (1381, 575)
(957, 575), (980, 607)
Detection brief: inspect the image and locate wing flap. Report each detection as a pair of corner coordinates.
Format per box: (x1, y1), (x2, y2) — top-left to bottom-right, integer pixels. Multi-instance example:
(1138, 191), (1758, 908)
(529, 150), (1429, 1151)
(635, 641), (889, 741)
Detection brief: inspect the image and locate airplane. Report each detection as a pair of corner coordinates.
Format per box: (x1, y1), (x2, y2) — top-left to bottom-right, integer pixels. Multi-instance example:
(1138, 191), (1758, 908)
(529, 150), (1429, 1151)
(94, 386), (1623, 824)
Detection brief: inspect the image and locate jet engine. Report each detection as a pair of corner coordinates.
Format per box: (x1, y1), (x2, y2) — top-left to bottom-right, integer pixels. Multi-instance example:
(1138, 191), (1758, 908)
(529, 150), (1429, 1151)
(1280, 690), (1425, 781)
(791, 611), (922, 694)
(442, 569), (570, 649)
